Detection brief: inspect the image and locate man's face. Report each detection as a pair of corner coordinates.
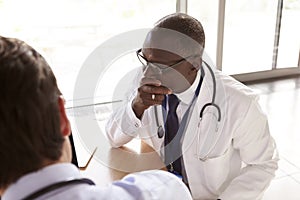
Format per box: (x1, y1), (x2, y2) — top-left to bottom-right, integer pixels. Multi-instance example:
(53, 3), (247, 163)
(141, 48), (192, 93)
(141, 32), (200, 93)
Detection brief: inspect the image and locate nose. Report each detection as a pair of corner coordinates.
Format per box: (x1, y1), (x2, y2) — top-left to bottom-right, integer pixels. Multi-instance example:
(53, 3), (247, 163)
(143, 64), (162, 80)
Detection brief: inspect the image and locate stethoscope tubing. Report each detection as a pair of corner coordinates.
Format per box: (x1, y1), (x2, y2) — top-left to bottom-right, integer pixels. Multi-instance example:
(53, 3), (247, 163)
(153, 61), (222, 161)
(155, 61), (221, 136)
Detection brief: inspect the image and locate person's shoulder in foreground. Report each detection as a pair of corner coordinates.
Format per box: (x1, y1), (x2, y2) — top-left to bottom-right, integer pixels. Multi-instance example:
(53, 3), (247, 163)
(3, 163), (191, 200)
(0, 36), (192, 200)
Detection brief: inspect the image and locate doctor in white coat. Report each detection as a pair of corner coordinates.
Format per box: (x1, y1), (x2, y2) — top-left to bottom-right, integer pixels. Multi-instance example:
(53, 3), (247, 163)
(106, 13), (278, 200)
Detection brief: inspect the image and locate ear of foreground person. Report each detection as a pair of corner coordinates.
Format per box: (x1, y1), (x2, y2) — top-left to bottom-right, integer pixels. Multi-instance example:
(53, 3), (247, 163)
(0, 36), (192, 200)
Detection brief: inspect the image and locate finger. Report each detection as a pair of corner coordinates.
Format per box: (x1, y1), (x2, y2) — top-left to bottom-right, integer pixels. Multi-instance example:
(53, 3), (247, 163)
(141, 97), (164, 106)
(140, 77), (161, 86)
(150, 94), (165, 102)
(140, 92), (165, 101)
(141, 85), (172, 95)
(138, 93), (165, 106)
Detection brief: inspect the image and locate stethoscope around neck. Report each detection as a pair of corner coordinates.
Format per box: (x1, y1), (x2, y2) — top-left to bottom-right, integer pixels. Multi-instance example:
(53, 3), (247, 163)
(155, 60), (221, 139)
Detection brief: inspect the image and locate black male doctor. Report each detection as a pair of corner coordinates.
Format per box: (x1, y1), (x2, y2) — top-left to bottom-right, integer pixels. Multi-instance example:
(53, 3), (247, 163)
(106, 13), (278, 200)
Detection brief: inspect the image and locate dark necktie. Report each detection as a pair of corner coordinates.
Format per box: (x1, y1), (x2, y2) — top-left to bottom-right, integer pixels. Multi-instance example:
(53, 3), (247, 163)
(164, 94), (181, 174)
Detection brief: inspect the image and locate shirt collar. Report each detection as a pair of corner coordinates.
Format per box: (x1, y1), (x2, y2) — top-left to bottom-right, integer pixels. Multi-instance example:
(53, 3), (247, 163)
(175, 69), (201, 105)
(2, 163), (82, 200)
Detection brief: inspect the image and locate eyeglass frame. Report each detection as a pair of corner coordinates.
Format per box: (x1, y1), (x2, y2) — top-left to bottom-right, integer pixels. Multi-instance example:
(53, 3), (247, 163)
(136, 48), (201, 73)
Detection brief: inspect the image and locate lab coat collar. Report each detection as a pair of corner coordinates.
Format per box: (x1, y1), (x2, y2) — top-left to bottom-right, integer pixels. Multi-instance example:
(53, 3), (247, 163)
(2, 163), (82, 200)
(175, 69), (202, 105)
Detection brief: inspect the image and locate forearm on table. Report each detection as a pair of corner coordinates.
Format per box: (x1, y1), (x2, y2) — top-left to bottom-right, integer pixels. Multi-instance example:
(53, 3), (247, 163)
(106, 102), (142, 147)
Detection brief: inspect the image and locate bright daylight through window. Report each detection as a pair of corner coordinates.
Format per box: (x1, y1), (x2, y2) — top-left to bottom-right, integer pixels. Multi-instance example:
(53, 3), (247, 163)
(0, 0), (299, 104)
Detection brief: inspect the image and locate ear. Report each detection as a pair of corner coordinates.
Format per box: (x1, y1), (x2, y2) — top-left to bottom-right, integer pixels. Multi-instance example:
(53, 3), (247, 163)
(58, 96), (71, 137)
(190, 57), (202, 72)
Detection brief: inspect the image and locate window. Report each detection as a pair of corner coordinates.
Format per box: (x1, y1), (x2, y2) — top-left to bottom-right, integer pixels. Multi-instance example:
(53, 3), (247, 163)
(0, 0), (176, 105)
(187, 0), (300, 79)
(222, 0), (278, 74)
(277, 0), (300, 68)
(188, 0), (218, 64)
(1, 0), (299, 102)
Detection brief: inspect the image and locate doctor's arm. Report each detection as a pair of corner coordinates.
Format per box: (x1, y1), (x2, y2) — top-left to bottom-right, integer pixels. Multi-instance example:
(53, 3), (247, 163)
(106, 75), (171, 148)
(105, 101), (143, 148)
(218, 100), (279, 200)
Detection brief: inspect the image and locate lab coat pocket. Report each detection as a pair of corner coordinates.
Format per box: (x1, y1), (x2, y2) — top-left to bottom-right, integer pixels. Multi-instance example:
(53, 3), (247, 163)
(202, 147), (232, 193)
(195, 106), (221, 160)
(195, 106), (231, 192)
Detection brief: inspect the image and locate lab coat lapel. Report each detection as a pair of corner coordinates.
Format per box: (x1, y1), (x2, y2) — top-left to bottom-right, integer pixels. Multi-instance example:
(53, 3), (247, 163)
(181, 67), (210, 152)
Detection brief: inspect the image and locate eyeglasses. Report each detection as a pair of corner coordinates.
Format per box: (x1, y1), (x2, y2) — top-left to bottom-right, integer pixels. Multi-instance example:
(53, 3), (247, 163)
(136, 48), (199, 73)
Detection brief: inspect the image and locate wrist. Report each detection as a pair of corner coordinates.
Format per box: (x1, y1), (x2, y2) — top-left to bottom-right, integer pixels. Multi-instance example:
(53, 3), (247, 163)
(132, 100), (147, 119)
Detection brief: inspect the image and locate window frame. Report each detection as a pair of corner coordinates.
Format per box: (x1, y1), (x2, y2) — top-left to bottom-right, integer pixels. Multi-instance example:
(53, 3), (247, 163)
(178, 0), (300, 82)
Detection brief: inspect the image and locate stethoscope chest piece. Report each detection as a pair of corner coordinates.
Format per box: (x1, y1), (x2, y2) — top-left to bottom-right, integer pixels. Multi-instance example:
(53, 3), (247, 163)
(157, 125), (164, 138)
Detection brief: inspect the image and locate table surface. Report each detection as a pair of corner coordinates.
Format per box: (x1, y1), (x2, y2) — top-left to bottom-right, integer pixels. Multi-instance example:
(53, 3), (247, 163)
(79, 140), (166, 186)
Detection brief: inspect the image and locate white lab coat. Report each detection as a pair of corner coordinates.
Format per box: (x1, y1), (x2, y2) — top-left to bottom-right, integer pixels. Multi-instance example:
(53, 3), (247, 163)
(106, 66), (279, 200)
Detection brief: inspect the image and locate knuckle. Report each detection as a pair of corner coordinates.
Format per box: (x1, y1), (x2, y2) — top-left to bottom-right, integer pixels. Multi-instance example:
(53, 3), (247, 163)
(158, 95), (165, 101)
